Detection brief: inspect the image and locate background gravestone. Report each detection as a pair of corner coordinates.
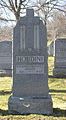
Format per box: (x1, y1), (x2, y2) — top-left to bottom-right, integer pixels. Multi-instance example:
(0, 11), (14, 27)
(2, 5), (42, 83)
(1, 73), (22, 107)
(53, 38), (66, 77)
(0, 40), (12, 76)
(48, 41), (55, 56)
(8, 9), (53, 114)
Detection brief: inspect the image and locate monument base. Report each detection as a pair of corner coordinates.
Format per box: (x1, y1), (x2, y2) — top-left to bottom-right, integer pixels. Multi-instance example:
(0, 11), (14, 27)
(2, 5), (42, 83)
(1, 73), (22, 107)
(53, 68), (66, 77)
(8, 95), (53, 115)
(0, 69), (12, 76)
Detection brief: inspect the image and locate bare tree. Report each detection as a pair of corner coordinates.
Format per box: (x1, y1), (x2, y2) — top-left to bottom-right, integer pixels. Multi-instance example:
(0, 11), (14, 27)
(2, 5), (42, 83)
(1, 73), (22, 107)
(0, 0), (66, 41)
(34, 0), (66, 25)
(47, 10), (66, 41)
(0, 0), (66, 23)
(0, 0), (31, 21)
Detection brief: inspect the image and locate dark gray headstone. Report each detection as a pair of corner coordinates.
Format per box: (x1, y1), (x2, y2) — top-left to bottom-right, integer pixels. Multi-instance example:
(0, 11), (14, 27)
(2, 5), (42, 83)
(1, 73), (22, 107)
(53, 38), (66, 77)
(8, 9), (53, 114)
(0, 41), (12, 76)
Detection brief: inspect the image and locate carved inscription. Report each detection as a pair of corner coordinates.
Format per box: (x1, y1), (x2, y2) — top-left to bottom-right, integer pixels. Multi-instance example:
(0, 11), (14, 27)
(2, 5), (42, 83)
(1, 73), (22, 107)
(16, 56), (44, 74)
(16, 64), (44, 74)
(16, 56), (44, 63)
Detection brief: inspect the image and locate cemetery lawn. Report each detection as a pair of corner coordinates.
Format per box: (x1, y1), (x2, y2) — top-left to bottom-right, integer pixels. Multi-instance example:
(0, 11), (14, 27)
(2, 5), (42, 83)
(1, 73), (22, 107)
(0, 57), (66, 120)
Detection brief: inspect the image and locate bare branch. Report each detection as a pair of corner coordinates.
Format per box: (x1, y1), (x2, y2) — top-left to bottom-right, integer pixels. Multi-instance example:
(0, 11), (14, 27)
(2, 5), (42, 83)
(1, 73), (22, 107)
(0, 16), (15, 21)
(15, 0), (17, 8)
(0, 0), (12, 11)
(53, 7), (66, 13)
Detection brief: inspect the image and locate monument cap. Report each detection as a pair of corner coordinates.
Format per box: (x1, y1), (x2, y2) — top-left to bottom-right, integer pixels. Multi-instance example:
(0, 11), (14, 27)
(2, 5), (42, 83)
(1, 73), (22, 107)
(26, 9), (34, 17)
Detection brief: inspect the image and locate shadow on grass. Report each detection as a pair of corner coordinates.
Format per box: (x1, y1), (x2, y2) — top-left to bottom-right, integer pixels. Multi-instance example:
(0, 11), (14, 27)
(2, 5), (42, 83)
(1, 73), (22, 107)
(48, 75), (66, 78)
(0, 109), (9, 116)
(53, 108), (66, 117)
(49, 89), (66, 93)
(0, 108), (66, 117)
(0, 90), (11, 95)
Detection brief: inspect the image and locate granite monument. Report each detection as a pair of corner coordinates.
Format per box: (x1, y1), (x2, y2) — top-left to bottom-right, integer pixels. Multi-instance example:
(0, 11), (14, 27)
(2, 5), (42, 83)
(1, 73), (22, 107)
(0, 40), (12, 76)
(8, 9), (53, 114)
(53, 38), (66, 77)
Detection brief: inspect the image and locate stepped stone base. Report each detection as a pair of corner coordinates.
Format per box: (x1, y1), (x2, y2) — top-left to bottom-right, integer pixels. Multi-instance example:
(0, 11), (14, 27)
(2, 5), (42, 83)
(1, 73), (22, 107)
(8, 95), (53, 115)
(53, 68), (66, 77)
